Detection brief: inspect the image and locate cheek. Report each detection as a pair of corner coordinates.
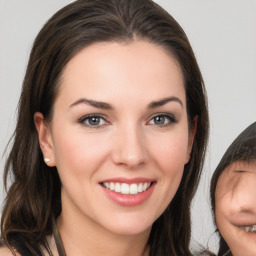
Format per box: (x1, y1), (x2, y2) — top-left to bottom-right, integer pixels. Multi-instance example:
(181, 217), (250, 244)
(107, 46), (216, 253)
(150, 131), (189, 173)
(215, 173), (237, 228)
(52, 127), (109, 177)
(215, 200), (225, 228)
(149, 131), (189, 206)
(215, 185), (231, 237)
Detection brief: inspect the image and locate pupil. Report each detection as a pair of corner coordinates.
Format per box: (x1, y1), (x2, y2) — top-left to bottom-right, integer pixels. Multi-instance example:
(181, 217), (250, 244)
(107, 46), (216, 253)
(89, 117), (100, 125)
(154, 116), (164, 124)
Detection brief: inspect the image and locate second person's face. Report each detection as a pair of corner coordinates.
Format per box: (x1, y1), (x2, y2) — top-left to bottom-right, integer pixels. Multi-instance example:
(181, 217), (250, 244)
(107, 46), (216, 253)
(215, 161), (256, 256)
(43, 41), (194, 237)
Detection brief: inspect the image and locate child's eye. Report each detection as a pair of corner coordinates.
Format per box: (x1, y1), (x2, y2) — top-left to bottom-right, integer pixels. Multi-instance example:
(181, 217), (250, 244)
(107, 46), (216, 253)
(234, 170), (247, 173)
(148, 114), (177, 126)
(78, 114), (108, 128)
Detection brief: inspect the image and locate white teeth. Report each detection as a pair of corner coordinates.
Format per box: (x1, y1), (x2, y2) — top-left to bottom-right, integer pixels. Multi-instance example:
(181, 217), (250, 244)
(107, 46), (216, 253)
(102, 182), (152, 195)
(143, 183), (148, 191)
(115, 183), (121, 193)
(138, 183), (143, 193)
(241, 225), (256, 233)
(121, 183), (130, 195)
(103, 182), (110, 189)
(129, 184), (138, 195)
(110, 182), (115, 191)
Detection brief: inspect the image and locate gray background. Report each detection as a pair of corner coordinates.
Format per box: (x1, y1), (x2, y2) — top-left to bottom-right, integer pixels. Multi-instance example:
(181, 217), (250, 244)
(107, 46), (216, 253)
(0, 0), (255, 253)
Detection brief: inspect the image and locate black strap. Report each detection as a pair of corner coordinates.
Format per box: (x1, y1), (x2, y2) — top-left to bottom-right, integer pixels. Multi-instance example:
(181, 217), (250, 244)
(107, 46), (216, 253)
(52, 219), (67, 256)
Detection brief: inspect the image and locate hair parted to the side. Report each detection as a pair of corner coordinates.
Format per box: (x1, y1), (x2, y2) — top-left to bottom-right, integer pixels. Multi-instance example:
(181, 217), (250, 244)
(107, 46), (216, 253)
(1, 0), (209, 255)
(210, 122), (256, 256)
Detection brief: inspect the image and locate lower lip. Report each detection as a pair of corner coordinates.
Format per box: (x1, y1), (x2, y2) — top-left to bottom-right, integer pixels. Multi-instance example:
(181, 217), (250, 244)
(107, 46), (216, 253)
(101, 183), (156, 207)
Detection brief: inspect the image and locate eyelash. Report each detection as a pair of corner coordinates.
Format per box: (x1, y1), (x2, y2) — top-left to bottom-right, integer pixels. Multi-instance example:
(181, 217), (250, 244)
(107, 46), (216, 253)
(147, 113), (177, 127)
(78, 113), (177, 128)
(78, 114), (109, 128)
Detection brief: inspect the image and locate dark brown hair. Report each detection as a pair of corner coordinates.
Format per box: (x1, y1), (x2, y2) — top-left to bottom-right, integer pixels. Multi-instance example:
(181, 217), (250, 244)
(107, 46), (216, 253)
(1, 0), (209, 255)
(210, 122), (256, 256)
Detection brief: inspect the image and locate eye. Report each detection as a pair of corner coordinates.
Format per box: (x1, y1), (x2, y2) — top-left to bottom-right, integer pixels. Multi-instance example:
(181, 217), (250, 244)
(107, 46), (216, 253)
(148, 114), (177, 126)
(78, 114), (108, 128)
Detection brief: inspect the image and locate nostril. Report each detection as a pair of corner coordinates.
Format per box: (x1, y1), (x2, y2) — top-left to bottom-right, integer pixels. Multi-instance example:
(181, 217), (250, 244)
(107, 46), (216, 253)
(111, 146), (147, 168)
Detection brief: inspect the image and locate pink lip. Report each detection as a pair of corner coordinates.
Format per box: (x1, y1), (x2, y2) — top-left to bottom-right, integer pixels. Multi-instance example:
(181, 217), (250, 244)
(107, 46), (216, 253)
(230, 214), (256, 227)
(99, 178), (156, 207)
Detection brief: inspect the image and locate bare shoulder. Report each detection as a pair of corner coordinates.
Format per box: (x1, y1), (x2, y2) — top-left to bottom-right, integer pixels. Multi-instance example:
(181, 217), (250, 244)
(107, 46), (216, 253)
(0, 246), (18, 256)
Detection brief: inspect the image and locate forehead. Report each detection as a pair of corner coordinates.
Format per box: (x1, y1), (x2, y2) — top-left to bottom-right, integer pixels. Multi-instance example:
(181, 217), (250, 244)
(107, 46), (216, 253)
(56, 40), (185, 103)
(223, 161), (256, 174)
(216, 161), (256, 191)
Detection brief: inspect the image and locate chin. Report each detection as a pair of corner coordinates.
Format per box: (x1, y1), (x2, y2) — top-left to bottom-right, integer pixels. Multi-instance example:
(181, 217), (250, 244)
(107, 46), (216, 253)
(103, 218), (152, 236)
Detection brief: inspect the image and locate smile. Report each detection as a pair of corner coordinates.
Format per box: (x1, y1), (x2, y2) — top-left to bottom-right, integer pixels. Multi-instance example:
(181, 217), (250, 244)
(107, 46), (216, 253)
(102, 182), (152, 195)
(240, 225), (256, 233)
(100, 179), (156, 207)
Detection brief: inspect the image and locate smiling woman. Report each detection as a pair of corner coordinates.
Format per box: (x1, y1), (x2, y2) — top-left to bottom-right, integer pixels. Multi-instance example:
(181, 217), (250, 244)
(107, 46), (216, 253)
(210, 122), (256, 256)
(35, 40), (190, 237)
(0, 0), (209, 256)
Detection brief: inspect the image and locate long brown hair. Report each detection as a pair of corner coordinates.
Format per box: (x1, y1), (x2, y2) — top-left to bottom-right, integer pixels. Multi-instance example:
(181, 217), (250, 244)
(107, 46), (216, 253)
(210, 122), (256, 256)
(1, 0), (209, 255)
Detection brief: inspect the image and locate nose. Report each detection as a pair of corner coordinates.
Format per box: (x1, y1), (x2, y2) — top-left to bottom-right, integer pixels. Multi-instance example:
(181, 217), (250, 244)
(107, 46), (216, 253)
(231, 174), (256, 215)
(111, 124), (148, 169)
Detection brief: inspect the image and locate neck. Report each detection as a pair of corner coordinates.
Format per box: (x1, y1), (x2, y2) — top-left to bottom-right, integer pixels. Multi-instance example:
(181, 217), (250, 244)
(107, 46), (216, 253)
(56, 197), (151, 256)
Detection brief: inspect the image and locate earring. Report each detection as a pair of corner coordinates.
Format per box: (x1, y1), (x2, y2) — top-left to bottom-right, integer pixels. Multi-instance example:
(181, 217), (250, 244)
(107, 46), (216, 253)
(44, 158), (50, 163)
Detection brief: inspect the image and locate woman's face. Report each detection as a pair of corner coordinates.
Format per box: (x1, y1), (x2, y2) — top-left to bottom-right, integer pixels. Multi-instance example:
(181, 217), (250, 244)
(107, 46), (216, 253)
(215, 161), (256, 256)
(36, 41), (194, 236)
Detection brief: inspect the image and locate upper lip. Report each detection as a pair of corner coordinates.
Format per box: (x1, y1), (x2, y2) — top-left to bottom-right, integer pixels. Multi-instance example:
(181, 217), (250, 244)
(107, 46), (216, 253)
(240, 224), (256, 228)
(229, 214), (256, 227)
(99, 177), (156, 184)
(232, 222), (256, 228)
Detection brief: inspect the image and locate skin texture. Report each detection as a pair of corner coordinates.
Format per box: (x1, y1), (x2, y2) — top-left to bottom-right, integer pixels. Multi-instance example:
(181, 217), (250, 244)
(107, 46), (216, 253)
(34, 41), (195, 256)
(0, 247), (17, 256)
(215, 161), (256, 256)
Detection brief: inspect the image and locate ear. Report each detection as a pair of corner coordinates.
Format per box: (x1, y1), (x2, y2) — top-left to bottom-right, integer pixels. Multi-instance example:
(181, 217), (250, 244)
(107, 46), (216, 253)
(185, 116), (198, 164)
(34, 112), (56, 167)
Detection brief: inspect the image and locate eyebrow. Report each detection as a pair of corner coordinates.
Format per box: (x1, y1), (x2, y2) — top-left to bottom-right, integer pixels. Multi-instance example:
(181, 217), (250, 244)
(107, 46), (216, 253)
(69, 96), (183, 110)
(69, 98), (113, 110)
(148, 96), (183, 109)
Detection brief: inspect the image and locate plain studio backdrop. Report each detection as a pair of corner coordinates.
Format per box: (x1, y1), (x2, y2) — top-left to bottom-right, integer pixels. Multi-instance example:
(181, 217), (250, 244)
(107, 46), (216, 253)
(0, 0), (255, 253)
